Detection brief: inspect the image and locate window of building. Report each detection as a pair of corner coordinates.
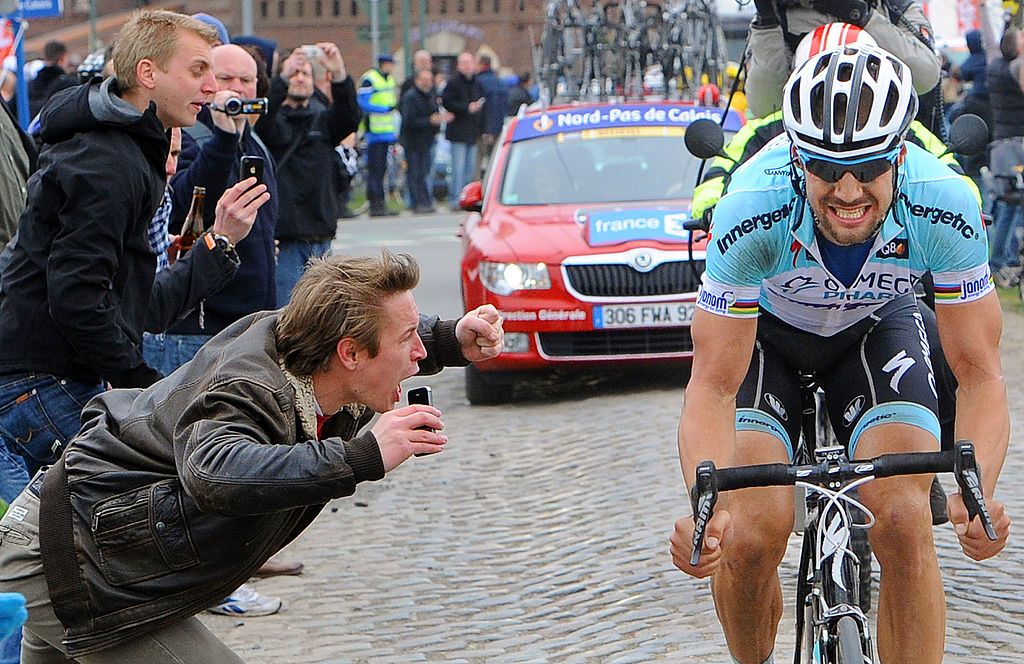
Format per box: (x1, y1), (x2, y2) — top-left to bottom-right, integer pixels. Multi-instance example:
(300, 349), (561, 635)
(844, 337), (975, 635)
(440, 0), (447, 12)
(457, 0), (464, 12)
(388, 0), (394, 13)
(351, 0), (359, 15)
(260, 0), (269, 18)
(297, 0), (305, 16)
(493, 0), (499, 11)
(316, 0), (323, 15)
(475, 0), (481, 12)
(334, 0), (341, 15)
(518, 0), (524, 10)
(278, 0), (286, 18)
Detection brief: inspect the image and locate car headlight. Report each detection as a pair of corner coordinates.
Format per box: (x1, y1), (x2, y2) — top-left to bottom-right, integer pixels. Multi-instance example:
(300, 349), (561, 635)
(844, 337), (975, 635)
(479, 261), (551, 295)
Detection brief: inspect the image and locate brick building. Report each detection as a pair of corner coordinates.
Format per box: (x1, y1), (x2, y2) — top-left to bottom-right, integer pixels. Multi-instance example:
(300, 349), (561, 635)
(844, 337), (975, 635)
(23, 0), (546, 81)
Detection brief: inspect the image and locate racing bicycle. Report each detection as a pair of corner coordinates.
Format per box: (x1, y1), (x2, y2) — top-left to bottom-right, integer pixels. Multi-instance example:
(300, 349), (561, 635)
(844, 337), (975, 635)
(689, 376), (998, 664)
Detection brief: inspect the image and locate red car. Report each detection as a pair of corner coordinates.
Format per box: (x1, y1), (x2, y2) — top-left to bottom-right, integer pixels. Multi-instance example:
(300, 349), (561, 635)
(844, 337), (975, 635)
(459, 101), (744, 404)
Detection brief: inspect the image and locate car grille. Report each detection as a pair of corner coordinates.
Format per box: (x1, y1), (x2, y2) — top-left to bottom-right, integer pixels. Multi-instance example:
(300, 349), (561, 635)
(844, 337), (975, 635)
(538, 328), (694, 357)
(564, 260), (705, 297)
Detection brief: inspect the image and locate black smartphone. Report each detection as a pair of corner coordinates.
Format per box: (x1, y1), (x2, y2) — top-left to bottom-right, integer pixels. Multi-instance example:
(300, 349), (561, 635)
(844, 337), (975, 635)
(408, 386), (435, 457)
(240, 155), (265, 186)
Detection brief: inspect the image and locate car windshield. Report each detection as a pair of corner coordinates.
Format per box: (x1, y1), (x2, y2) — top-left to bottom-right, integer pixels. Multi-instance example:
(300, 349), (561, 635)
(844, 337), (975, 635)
(499, 127), (723, 206)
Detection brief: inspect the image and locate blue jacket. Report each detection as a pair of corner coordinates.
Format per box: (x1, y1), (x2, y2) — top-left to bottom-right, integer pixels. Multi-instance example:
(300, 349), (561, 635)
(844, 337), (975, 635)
(475, 69), (510, 136)
(960, 30), (987, 100)
(169, 107), (279, 335)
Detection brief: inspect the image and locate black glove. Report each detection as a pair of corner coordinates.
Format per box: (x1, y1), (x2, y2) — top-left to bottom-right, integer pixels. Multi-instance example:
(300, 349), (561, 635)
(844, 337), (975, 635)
(810, 0), (873, 26)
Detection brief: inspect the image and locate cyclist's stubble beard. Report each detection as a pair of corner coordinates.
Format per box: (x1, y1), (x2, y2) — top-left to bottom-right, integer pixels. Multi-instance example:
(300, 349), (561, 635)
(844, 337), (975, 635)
(805, 168), (894, 246)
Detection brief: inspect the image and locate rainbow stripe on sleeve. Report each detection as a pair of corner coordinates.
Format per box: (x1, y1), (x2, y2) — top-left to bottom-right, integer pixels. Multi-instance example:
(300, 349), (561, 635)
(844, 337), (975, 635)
(727, 299), (760, 316)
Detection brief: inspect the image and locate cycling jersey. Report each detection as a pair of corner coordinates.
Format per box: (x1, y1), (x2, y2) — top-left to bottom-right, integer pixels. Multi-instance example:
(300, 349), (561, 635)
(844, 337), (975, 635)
(697, 138), (991, 337)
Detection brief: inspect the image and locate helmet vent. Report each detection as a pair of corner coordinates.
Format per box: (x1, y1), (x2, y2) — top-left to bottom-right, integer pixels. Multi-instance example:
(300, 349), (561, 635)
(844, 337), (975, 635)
(837, 62), (854, 82)
(833, 93), (848, 135)
(881, 82), (899, 125)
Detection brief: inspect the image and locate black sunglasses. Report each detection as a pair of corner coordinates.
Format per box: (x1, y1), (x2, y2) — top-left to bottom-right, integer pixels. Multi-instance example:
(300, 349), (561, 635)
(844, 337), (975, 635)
(804, 157), (894, 184)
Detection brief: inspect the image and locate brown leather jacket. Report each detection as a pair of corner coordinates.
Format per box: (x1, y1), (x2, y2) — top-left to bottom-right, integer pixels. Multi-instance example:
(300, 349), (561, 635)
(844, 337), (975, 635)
(38, 310), (467, 656)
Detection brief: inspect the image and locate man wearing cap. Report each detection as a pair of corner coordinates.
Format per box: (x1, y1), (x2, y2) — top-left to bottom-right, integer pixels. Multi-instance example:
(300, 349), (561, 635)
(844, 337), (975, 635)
(359, 54), (400, 217)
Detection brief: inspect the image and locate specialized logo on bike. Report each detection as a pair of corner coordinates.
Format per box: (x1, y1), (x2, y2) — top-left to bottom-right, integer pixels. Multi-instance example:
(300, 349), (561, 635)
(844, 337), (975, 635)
(898, 193), (981, 241)
(764, 393), (788, 421)
(715, 201), (795, 254)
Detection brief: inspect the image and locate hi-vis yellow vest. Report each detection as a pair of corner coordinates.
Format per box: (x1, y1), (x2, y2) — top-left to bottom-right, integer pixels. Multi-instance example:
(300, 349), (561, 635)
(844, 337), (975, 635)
(363, 69), (397, 135)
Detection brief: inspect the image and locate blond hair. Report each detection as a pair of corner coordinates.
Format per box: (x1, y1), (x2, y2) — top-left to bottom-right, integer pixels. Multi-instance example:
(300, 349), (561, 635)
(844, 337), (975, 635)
(276, 252), (420, 376)
(112, 10), (218, 91)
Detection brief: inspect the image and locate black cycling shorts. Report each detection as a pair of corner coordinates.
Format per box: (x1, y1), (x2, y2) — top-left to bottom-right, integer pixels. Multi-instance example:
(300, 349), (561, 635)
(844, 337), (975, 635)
(735, 295), (941, 460)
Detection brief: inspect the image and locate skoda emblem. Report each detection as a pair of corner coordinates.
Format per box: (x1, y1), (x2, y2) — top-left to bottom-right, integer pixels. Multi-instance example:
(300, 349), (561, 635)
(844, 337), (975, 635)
(631, 251), (654, 272)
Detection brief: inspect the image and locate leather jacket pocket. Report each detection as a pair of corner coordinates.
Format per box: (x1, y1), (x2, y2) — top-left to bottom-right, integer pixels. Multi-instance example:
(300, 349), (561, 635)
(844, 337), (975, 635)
(91, 481), (199, 587)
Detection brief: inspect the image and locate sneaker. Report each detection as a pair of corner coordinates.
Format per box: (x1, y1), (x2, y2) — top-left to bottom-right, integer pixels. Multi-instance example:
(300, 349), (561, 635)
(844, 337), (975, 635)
(368, 205), (398, 218)
(206, 583), (282, 617)
(412, 205), (437, 214)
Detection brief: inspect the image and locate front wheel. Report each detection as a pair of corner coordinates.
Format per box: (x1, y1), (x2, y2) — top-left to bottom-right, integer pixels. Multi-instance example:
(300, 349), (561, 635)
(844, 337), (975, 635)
(833, 615), (867, 663)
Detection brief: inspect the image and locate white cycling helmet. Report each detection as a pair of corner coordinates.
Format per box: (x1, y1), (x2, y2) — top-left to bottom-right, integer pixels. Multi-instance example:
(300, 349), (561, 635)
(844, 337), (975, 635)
(783, 43), (918, 162)
(793, 22), (877, 71)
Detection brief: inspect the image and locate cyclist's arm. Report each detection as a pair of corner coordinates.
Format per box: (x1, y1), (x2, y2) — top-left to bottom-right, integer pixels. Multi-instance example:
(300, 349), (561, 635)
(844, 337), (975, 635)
(934, 292), (1008, 498)
(678, 309), (757, 495)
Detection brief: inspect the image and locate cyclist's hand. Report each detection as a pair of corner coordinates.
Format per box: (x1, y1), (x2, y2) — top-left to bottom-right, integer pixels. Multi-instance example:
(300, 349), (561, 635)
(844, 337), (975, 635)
(947, 492), (1010, 561)
(669, 509), (733, 578)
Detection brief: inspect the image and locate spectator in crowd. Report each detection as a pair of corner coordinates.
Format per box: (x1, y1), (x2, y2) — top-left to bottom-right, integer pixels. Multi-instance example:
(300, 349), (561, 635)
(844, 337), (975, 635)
(474, 54), (509, 176)
(948, 29), (992, 195)
(0, 252), (504, 662)
(400, 67), (452, 214)
(986, 27), (1024, 288)
(257, 43), (360, 306)
(744, 0), (941, 118)
(232, 35), (279, 78)
(442, 52), (484, 207)
(191, 11), (230, 45)
(155, 42), (293, 614)
(27, 41), (77, 120)
(0, 94), (34, 253)
(507, 71), (535, 116)
(401, 48), (433, 98)
(0, 9), (268, 509)
(359, 54), (400, 217)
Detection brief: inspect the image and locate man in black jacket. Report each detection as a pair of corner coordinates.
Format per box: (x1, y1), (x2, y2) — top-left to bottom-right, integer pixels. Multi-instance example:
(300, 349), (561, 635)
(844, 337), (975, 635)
(400, 68), (452, 213)
(441, 52), (484, 207)
(0, 96), (34, 253)
(153, 43), (279, 373)
(0, 252), (504, 661)
(256, 43), (361, 306)
(27, 41), (77, 121)
(0, 11), (269, 507)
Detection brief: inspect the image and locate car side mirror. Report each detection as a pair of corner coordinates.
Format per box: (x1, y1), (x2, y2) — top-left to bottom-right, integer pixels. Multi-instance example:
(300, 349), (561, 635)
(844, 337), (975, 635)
(459, 181), (483, 212)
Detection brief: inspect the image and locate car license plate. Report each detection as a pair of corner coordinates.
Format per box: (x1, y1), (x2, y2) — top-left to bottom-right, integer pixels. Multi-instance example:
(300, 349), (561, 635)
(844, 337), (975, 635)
(593, 302), (696, 329)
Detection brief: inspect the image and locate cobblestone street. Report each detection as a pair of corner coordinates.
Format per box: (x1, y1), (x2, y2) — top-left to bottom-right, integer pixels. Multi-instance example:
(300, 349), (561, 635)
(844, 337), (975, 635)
(203, 307), (1024, 663)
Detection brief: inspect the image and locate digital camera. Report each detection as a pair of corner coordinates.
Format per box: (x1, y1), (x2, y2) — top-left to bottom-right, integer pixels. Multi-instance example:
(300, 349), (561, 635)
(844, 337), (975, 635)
(223, 97), (269, 116)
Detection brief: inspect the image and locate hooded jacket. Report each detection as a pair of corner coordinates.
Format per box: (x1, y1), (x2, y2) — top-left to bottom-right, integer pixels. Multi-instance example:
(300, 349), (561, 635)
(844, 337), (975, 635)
(960, 30), (988, 100)
(0, 78), (240, 388)
(38, 310), (468, 656)
(27, 64), (77, 120)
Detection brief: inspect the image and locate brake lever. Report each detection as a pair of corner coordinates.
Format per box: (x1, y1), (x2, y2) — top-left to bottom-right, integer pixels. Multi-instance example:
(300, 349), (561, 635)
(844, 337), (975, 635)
(689, 461), (719, 566)
(953, 440), (998, 542)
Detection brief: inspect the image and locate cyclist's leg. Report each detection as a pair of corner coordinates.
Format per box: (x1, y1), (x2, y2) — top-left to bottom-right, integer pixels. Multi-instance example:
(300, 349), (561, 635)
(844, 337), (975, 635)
(713, 339), (801, 664)
(822, 302), (943, 664)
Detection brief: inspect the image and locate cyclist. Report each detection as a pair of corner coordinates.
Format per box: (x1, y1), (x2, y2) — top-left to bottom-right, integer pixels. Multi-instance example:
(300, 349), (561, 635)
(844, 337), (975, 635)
(670, 44), (1010, 664)
(692, 22), (975, 526)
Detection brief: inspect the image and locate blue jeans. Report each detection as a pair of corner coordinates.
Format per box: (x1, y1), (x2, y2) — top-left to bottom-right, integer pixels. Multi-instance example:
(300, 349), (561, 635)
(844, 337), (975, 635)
(142, 333), (213, 376)
(990, 200), (1023, 270)
(449, 141), (478, 206)
(276, 239), (332, 308)
(0, 374), (103, 506)
(406, 144), (433, 209)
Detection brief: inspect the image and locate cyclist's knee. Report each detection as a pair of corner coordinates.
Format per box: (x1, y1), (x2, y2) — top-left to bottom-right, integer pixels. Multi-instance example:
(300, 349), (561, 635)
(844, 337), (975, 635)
(725, 490), (793, 568)
(860, 477), (934, 567)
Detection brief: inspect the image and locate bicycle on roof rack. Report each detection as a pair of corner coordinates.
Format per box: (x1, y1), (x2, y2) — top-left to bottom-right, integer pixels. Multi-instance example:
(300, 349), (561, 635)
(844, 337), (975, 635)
(689, 374), (998, 664)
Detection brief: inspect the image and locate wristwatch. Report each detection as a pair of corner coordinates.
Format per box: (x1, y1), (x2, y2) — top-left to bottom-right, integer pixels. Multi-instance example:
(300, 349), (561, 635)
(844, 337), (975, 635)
(204, 232), (236, 255)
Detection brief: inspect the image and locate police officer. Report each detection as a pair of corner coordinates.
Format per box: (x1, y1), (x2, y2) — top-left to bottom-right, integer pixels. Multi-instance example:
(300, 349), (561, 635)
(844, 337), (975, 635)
(359, 54), (400, 217)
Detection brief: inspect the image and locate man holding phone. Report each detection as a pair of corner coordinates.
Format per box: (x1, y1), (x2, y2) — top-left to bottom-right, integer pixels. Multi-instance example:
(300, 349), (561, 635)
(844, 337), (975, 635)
(158, 43), (279, 376)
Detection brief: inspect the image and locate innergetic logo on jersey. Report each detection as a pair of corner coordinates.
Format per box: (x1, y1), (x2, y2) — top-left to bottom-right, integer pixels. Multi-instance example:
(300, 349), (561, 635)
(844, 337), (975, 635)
(875, 238), (908, 259)
(533, 114), (554, 133)
(843, 395), (866, 426)
(764, 393), (788, 421)
(716, 201), (794, 254)
(899, 193), (980, 240)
